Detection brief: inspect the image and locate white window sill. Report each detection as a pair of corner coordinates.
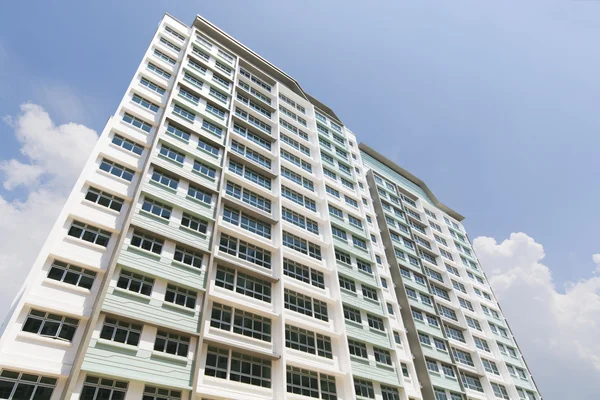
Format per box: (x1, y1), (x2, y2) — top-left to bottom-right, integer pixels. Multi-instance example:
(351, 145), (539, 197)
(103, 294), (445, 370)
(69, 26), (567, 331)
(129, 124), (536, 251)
(17, 331), (72, 348)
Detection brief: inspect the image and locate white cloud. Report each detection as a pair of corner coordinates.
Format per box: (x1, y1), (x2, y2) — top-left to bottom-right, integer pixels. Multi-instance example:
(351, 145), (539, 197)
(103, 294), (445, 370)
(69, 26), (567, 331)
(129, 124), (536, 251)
(474, 233), (600, 400)
(0, 103), (97, 320)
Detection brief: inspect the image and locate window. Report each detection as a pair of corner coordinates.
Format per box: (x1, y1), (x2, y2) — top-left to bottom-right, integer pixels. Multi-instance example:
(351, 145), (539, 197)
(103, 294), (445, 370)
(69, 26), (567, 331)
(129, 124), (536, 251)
(458, 297), (474, 312)
(122, 112), (152, 132)
(132, 93), (159, 112)
(130, 230), (163, 254)
(173, 104), (195, 122)
(282, 231), (321, 260)
(419, 333), (432, 347)
(47, 260), (96, 290)
(491, 383), (510, 399)
(431, 285), (450, 301)
(354, 379), (374, 399)
(393, 331), (402, 344)
(374, 347), (392, 365)
(325, 185), (339, 198)
(229, 160), (270, 190)
(112, 134), (143, 155)
(381, 278), (388, 289)
(466, 316), (482, 331)
(226, 181), (271, 213)
(187, 185), (212, 205)
(165, 284), (196, 309)
(159, 144), (185, 164)
(286, 366), (336, 400)
(281, 185), (316, 212)
(347, 339), (368, 358)
(202, 120), (223, 137)
(22, 309), (78, 342)
(0, 370), (57, 400)
(143, 386), (181, 400)
(215, 266), (271, 302)
(100, 317), (142, 346)
(352, 236), (367, 250)
(219, 233), (272, 268)
(452, 280), (467, 293)
(85, 187), (124, 212)
(283, 258), (324, 289)
(193, 160), (217, 179)
(154, 330), (190, 357)
(345, 196), (359, 208)
(68, 221), (111, 247)
(282, 207), (318, 234)
(434, 338), (447, 352)
(148, 62), (171, 78)
(401, 364), (410, 378)
(357, 259), (373, 275)
(211, 303), (271, 342)
(281, 133), (309, 155)
(99, 158), (134, 181)
(482, 358), (500, 375)
(223, 207), (271, 238)
(151, 168), (178, 189)
(343, 305), (361, 323)
(285, 325), (332, 358)
(474, 336), (490, 352)
(142, 197), (172, 219)
(444, 325), (465, 342)
(284, 289), (328, 321)
(281, 166), (313, 191)
(452, 348), (474, 367)
(438, 304), (458, 321)
(367, 314), (385, 331)
(173, 246), (203, 269)
(81, 376), (128, 400)
(460, 373), (483, 392)
(331, 225), (347, 241)
(362, 286), (378, 302)
(117, 270), (153, 296)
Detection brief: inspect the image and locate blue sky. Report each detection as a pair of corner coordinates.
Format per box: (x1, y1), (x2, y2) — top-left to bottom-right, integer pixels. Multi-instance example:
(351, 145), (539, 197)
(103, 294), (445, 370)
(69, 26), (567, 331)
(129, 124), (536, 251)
(1, 1), (599, 398)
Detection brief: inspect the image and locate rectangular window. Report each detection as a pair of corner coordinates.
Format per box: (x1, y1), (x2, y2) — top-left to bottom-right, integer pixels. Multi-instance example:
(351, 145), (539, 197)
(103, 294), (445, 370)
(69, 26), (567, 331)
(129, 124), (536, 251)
(130, 230), (163, 254)
(343, 305), (361, 323)
(151, 168), (178, 189)
(284, 289), (328, 321)
(233, 123), (272, 151)
(132, 93), (159, 112)
(283, 258), (325, 289)
(211, 303), (271, 342)
(165, 284), (196, 309)
(47, 260), (96, 289)
(142, 197), (172, 219)
(215, 266), (271, 302)
(282, 231), (321, 260)
(85, 187), (124, 212)
(147, 62), (171, 78)
(282, 207), (319, 234)
(22, 309), (78, 342)
(0, 370), (57, 400)
(81, 376), (128, 400)
(354, 379), (375, 399)
(99, 158), (134, 181)
(140, 77), (166, 94)
(285, 325), (332, 359)
(100, 317), (142, 346)
(174, 245), (203, 269)
(143, 386), (181, 400)
(205, 346), (272, 388)
(367, 314), (385, 331)
(117, 270), (153, 296)
(112, 133), (143, 155)
(68, 221), (111, 247)
(339, 275), (356, 292)
(220, 233), (272, 268)
(286, 366), (336, 400)
(154, 330), (190, 357)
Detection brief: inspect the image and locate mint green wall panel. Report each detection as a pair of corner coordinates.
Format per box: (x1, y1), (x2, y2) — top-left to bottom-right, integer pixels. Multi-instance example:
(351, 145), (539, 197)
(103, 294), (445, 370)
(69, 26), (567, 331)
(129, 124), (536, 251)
(420, 343), (452, 364)
(143, 180), (216, 222)
(152, 156), (219, 193)
(361, 152), (434, 205)
(345, 321), (392, 350)
(131, 213), (211, 253)
(413, 319), (445, 339)
(82, 340), (193, 389)
(341, 291), (384, 317)
(350, 358), (401, 387)
(428, 371), (462, 393)
(337, 262), (378, 287)
(102, 288), (200, 334)
(119, 245), (206, 291)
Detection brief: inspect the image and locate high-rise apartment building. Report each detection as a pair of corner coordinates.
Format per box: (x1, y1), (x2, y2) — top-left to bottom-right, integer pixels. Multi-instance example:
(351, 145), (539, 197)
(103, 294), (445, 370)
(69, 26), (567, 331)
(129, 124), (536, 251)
(0, 13), (541, 400)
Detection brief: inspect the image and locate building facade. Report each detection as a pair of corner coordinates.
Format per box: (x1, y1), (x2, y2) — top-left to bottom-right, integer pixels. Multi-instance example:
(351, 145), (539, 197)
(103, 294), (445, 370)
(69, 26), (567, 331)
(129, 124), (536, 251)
(0, 13), (541, 400)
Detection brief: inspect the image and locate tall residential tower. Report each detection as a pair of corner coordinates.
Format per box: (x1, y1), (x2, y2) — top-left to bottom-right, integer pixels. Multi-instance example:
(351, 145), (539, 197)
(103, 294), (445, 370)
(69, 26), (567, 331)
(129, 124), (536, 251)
(0, 13), (541, 400)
